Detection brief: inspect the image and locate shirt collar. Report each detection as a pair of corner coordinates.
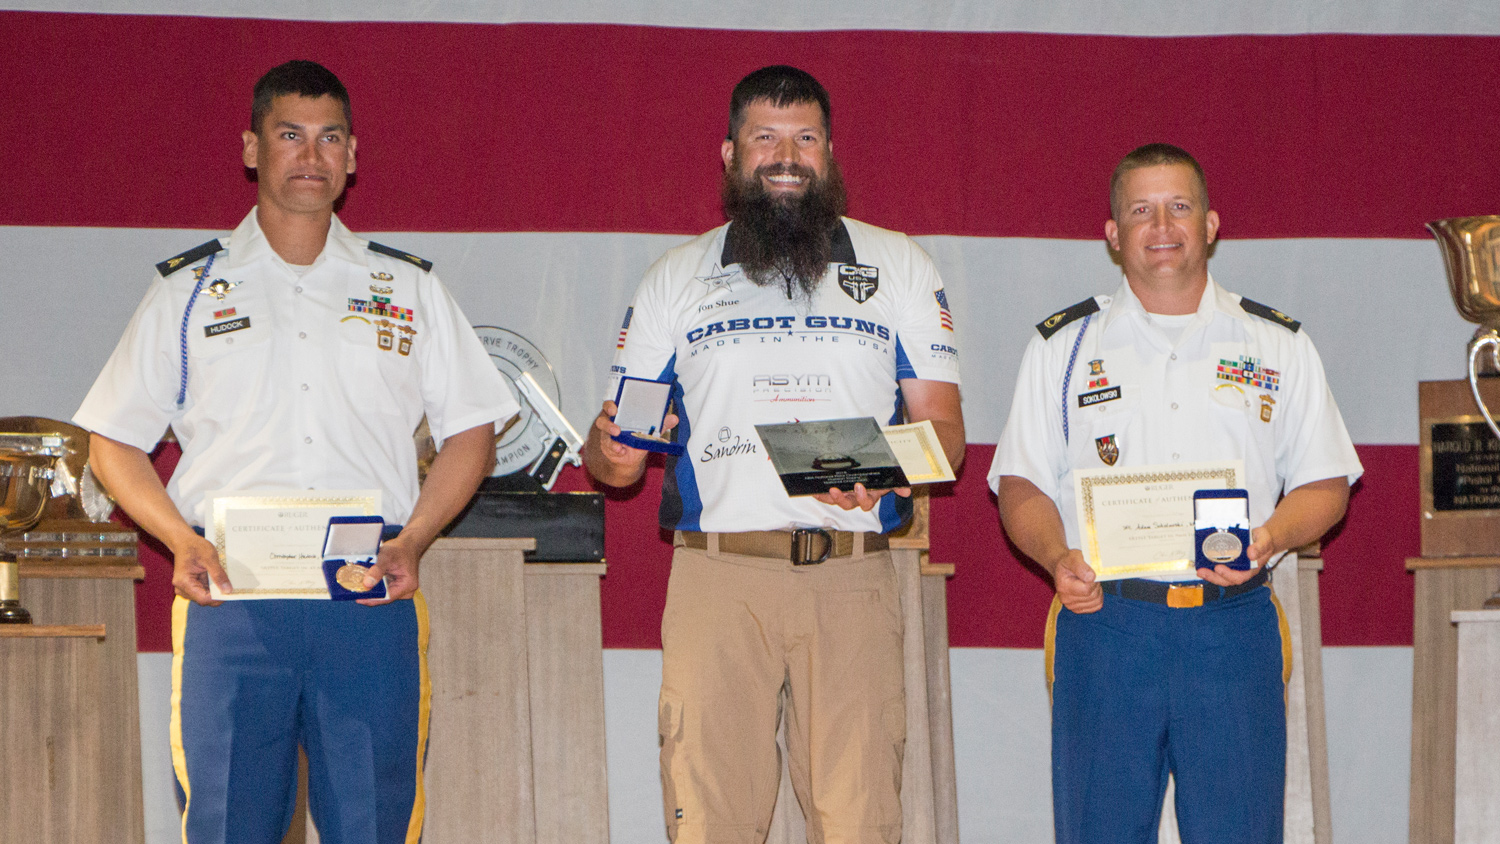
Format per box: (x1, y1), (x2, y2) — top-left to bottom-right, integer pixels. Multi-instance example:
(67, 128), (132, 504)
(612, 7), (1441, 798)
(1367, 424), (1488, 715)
(1101, 272), (1246, 336)
(225, 207), (367, 271)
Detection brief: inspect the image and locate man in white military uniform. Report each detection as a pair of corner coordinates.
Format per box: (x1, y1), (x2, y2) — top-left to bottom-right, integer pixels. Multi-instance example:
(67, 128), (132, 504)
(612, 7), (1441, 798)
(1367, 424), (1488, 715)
(74, 61), (516, 843)
(990, 143), (1362, 844)
(584, 66), (965, 844)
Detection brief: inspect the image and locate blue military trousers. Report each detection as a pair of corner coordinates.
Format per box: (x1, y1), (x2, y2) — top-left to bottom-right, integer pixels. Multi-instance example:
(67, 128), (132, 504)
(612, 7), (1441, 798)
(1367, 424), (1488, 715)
(170, 594), (429, 844)
(1047, 585), (1290, 844)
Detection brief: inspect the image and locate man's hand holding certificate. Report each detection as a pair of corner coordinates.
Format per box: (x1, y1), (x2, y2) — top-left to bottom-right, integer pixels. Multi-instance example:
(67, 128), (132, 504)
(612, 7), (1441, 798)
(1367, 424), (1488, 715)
(209, 490), (381, 600)
(1072, 461), (1244, 580)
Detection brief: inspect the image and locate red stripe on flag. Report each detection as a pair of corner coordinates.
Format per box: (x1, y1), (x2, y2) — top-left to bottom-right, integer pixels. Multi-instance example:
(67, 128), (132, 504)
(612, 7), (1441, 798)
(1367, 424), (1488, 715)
(2, 12), (1499, 239)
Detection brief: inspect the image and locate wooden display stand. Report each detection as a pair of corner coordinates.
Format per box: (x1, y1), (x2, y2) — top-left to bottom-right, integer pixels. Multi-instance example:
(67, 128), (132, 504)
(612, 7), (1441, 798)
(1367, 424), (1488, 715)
(1408, 379), (1500, 844)
(1449, 609), (1500, 844)
(765, 492), (961, 844)
(286, 537), (610, 844)
(0, 557), (146, 844)
(1157, 548), (1333, 844)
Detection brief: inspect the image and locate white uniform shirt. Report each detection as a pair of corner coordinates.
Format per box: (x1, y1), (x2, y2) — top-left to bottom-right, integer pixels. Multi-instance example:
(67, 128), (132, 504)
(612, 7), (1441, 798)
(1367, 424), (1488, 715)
(610, 217), (961, 533)
(75, 209), (518, 526)
(988, 275), (1361, 575)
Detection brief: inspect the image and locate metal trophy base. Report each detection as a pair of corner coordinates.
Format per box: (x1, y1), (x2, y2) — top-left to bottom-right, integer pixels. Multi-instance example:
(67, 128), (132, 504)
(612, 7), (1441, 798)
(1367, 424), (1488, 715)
(0, 600), (31, 624)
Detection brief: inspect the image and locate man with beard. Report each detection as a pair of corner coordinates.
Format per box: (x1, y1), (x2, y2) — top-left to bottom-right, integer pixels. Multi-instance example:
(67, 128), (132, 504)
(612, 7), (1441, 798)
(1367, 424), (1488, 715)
(584, 66), (965, 844)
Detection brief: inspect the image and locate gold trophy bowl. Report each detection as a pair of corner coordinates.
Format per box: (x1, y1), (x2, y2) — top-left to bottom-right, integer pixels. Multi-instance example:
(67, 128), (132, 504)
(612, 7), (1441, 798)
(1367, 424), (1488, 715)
(1428, 216), (1500, 441)
(0, 450), (56, 623)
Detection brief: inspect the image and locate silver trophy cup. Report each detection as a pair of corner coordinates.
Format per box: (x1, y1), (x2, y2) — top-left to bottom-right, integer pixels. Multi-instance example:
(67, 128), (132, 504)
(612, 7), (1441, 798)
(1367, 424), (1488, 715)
(1429, 216), (1500, 441)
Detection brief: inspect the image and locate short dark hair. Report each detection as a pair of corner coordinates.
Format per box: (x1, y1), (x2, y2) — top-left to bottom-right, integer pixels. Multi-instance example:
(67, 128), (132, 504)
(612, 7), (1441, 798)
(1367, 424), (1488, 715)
(727, 65), (831, 141)
(251, 60), (352, 135)
(1110, 143), (1208, 217)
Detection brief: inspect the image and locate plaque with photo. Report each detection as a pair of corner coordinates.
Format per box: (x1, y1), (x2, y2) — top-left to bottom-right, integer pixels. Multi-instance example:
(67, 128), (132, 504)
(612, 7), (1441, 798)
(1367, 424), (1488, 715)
(755, 417), (909, 497)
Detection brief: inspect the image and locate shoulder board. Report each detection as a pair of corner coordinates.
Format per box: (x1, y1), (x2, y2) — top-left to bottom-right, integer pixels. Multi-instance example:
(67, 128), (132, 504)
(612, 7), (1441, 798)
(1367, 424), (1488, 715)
(367, 241), (433, 272)
(1239, 297), (1301, 333)
(155, 239), (224, 277)
(1035, 297), (1101, 339)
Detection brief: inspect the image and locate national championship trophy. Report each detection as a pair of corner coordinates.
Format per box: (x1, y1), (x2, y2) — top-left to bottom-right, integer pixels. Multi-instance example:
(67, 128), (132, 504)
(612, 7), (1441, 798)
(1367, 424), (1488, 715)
(1427, 217), (1500, 608)
(0, 419), (135, 624)
(0, 444), (55, 622)
(1430, 216), (1500, 440)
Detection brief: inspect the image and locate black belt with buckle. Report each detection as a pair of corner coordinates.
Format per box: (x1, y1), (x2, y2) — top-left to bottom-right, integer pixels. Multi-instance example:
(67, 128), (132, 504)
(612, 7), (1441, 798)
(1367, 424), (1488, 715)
(680, 529), (889, 565)
(1101, 567), (1269, 608)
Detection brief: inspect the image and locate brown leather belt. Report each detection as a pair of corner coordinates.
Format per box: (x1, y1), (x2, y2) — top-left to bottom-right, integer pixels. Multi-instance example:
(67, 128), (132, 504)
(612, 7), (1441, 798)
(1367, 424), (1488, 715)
(680, 529), (889, 565)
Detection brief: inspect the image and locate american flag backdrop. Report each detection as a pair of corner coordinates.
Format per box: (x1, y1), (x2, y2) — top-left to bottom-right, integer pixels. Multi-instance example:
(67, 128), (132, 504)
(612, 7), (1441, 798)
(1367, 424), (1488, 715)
(3, 3), (1499, 841)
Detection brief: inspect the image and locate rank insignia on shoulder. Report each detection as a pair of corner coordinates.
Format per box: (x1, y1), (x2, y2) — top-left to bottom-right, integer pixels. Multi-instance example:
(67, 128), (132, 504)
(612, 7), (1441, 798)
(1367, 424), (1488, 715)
(367, 241), (433, 272)
(1036, 297), (1101, 339)
(156, 239), (225, 277)
(1239, 298), (1300, 332)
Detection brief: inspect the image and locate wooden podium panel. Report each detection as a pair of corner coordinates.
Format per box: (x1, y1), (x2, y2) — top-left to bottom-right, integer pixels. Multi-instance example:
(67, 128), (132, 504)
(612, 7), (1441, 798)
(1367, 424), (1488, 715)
(0, 561), (146, 844)
(1408, 379), (1500, 844)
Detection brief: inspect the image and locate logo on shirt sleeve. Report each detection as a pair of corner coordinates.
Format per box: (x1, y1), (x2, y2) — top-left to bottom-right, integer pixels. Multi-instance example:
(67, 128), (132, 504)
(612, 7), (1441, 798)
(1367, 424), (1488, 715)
(617, 307), (634, 349)
(935, 289), (953, 331)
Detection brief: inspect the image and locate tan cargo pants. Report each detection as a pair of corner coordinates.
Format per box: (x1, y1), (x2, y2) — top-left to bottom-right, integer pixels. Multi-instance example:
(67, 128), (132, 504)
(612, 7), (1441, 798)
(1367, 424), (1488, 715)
(659, 540), (906, 844)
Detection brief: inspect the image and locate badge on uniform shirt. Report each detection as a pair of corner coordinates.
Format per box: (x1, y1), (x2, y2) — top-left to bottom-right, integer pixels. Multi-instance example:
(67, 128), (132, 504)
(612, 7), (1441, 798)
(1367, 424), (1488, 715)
(1260, 394), (1276, 423)
(374, 319), (396, 352)
(1216, 355), (1280, 391)
(837, 263), (879, 303)
(205, 316), (251, 337)
(1086, 359), (1109, 388)
(370, 284), (393, 295)
(195, 264), (241, 301)
(1078, 386), (1122, 408)
(1096, 434), (1119, 466)
(370, 272), (394, 282)
(396, 325), (417, 356)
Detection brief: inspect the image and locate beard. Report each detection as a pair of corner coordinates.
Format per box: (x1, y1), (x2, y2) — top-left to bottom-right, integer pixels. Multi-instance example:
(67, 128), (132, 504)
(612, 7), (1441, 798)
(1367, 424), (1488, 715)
(721, 157), (847, 302)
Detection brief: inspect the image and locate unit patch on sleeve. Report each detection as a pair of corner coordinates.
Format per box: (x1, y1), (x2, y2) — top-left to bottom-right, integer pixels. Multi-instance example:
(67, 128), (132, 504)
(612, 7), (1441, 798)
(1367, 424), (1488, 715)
(1239, 298), (1300, 332)
(837, 263), (879, 303)
(367, 241), (433, 272)
(1036, 297), (1101, 339)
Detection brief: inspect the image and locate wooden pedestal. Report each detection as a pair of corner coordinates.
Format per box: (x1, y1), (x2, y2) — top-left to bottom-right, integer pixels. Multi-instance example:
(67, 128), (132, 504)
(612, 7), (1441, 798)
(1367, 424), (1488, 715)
(1408, 379), (1500, 844)
(286, 538), (610, 844)
(1450, 609), (1500, 844)
(1157, 551), (1333, 844)
(0, 559), (146, 844)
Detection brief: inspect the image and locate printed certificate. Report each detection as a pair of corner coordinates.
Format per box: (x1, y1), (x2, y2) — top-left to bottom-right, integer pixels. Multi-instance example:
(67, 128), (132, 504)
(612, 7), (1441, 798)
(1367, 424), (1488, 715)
(881, 420), (956, 485)
(1072, 461), (1243, 580)
(209, 490), (381, 600)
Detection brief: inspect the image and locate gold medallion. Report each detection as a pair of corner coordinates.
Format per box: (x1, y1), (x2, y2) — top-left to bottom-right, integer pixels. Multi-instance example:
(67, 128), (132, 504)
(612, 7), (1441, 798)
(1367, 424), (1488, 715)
(335, 563), (375, 593)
